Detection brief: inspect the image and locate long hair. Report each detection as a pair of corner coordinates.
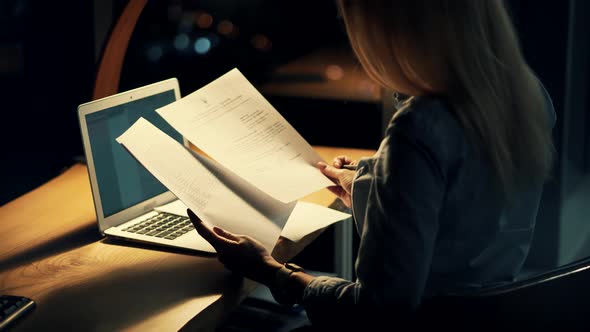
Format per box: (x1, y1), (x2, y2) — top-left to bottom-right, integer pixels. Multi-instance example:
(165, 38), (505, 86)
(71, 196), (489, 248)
(338, 0), (555, 196)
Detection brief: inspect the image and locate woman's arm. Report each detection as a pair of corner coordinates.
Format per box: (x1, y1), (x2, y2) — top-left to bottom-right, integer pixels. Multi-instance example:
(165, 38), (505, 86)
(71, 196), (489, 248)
(300, 113), (448, 324)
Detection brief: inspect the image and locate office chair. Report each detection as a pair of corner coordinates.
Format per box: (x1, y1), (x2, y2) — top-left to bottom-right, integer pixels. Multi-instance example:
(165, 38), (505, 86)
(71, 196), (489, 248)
(93, 0), (147, 100)
(415, 256), (590, 330)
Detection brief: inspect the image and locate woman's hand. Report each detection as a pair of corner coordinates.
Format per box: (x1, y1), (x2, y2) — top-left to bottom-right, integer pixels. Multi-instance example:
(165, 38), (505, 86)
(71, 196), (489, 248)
(188, 209), (282, 286)
(317, 155), (357, 208)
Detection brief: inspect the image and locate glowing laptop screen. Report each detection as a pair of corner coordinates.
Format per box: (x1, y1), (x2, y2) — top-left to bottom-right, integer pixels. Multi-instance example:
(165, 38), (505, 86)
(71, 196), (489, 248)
(85, 90), (181, 217)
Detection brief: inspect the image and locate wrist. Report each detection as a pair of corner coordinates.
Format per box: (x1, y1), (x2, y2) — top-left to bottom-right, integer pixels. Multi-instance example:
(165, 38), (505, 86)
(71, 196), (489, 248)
(261, 257), (283, 286)
(270, 262), (306, 307)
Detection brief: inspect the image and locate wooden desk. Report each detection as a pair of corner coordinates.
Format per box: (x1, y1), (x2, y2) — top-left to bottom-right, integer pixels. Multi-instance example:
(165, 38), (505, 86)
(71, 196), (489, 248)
(259, 48), (395, 137)
(259, 48), (382, 103)
(0, 146), (375, 331)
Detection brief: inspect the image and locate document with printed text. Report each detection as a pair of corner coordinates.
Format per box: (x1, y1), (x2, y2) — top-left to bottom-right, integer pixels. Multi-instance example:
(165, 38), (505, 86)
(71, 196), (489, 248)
(117, 117), (350, 250)
(117, 118), (293, 250)
(156, 68), (334, 203)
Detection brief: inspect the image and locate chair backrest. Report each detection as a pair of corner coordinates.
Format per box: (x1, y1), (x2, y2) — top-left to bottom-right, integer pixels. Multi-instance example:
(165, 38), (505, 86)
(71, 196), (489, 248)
(93, 0), (147, 100)
(416, 257), (590, 330)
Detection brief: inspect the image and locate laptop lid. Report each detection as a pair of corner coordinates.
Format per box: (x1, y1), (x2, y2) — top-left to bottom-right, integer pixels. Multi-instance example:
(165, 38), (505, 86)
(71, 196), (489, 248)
(78, 78), (186, 233)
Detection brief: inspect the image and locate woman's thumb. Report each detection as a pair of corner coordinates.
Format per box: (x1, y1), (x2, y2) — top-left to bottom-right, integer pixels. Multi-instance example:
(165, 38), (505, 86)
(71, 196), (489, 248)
(318, 162), (342, 180)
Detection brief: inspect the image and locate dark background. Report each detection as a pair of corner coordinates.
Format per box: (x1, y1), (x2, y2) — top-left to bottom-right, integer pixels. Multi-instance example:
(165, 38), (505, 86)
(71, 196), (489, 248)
(1, 0), (589, 275)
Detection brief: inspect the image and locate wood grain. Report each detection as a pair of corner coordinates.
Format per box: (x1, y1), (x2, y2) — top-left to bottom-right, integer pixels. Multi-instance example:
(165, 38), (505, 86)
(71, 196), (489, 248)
(0, 146), (375, 331)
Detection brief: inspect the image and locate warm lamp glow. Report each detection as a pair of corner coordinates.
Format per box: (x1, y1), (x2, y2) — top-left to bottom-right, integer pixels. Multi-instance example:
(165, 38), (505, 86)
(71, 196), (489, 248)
(325, 65), (344, 80)
(251, 34), (271, 52)
(217, 20), (234, 36)
(195, 12), (213, 29)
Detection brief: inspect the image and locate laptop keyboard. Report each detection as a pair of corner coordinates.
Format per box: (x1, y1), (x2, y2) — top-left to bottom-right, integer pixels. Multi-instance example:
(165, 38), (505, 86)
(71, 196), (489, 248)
(122, 212), (195, 240)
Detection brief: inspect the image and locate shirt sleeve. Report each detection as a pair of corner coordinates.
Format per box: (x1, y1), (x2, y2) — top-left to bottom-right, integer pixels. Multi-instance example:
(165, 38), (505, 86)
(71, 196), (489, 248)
(301, 114), (448, 324)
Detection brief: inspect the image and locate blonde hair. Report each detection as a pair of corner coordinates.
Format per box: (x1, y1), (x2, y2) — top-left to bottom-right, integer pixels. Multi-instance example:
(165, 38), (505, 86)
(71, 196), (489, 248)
(338, 0), (554, 196)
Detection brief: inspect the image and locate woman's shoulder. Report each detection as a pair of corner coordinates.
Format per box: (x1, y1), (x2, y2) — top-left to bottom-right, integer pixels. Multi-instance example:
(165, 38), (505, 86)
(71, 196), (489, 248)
(386, 95), (466, 159)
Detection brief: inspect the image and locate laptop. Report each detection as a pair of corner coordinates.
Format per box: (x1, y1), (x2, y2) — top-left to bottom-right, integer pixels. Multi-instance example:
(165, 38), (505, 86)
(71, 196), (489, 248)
(78, 78), (214, 253)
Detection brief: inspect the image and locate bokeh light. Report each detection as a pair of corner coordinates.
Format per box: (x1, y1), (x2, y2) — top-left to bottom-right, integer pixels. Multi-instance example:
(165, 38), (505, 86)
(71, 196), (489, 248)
(217, 20), (234, 36)
(325, 65), (344, 80)
(147, 45), (163, 62)
(174, 33), (190, 51)
(195, 12), (213, 29)
(178, 14), (193, 33)
(194, 37), (211, 54)
(358, 79), (380, 96)
(251, 34), (272, 52)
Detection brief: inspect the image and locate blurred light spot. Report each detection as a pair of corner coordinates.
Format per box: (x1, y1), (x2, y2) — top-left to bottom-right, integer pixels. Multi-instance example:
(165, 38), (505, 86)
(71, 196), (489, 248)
(217, 20), (234, 36)
(174, 33), (190, 51)
(167, 5), (182, 21)
(358, 80), (380, 96)
(194, 37), (211, 54)
(325, 65), (344, 80)
(178, 14), (193, 33)
(251, 34), (272, 52)
(196, 12), (213, 29)
(147, 46), (163, 62)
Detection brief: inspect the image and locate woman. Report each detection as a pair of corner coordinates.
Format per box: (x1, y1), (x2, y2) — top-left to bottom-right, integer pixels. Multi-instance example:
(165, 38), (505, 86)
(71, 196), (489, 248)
(188, 0), (556, 327)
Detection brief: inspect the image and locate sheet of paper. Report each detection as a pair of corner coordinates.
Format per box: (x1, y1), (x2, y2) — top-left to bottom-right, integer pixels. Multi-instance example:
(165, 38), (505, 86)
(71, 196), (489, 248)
(117, 117), (293, 251)
(156, 68), (334, 203)
(154, 199), (189, 217)
(280, 202), (351, 242)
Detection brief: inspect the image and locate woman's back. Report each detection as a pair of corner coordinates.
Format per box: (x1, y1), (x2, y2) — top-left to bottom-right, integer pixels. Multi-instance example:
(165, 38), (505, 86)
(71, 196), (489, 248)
(401, 94), (556, 297)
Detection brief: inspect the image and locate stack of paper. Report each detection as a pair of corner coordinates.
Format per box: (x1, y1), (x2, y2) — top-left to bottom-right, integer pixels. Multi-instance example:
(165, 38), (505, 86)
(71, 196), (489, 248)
(117, 69), (350, 251)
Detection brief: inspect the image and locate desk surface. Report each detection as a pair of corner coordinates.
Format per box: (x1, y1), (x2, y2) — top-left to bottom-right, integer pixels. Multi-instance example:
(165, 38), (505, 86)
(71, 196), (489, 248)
(0, 146), (375, 331)
(259, 48), (382, 103)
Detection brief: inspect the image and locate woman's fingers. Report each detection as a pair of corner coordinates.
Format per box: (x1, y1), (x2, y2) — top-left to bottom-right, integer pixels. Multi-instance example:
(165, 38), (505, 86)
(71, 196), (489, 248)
(317, 162), (338, 184)
(213, 226), (240, 242)
(327, 185), (346, 197)
(319, 163), (344, 183)
(187, 209), (231, 249)
(333, 155), (353, 168)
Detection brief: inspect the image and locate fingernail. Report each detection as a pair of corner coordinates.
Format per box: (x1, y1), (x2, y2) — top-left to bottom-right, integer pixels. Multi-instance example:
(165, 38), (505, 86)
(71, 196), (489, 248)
(317, 161), (327, 168)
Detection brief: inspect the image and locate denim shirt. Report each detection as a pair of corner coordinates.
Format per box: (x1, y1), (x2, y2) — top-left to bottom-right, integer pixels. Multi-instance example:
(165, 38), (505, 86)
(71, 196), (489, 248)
(301, 89), (556, 322)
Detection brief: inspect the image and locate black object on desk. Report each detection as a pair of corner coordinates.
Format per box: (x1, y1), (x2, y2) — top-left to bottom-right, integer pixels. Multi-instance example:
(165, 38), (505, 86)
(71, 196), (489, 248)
(0, 295), (35, 331)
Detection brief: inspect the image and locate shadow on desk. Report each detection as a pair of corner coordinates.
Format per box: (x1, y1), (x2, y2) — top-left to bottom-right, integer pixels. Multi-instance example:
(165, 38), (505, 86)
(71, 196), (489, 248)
(0, 224), (102, 271)
(101, 237), (217, 259)
(12, 250), (236, 331)
(0, 225), (218, 272)
(1, 148), (374, 331)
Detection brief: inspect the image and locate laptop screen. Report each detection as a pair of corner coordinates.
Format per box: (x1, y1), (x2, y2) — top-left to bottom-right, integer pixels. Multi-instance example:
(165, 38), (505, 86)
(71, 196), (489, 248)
(86, 90), (181, 217)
